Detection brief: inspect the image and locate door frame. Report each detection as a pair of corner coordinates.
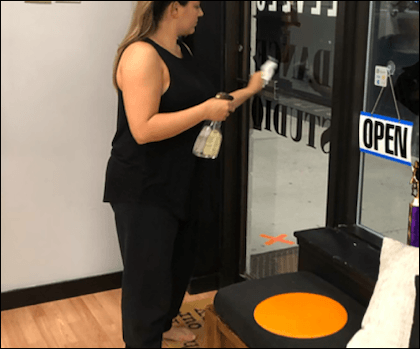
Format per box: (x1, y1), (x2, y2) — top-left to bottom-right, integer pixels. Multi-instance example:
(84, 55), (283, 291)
(220, 1), (375, 285)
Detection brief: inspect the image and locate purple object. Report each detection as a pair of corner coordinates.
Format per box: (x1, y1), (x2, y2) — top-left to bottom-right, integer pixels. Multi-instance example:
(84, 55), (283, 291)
(411, 206), (419, 247)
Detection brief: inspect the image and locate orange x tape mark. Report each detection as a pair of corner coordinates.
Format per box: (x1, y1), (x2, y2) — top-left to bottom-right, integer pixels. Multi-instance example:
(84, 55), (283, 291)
(260, 234), (295, 246)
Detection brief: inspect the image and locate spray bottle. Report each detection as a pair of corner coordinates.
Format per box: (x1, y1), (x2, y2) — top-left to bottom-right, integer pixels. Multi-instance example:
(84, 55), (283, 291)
(193, 56), (278, 159)
(192, 92), (234, 159)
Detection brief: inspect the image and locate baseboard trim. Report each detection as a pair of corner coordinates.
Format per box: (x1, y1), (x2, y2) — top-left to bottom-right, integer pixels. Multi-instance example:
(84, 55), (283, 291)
(1, 271), (123, 311)
(2, 271), (222, 311)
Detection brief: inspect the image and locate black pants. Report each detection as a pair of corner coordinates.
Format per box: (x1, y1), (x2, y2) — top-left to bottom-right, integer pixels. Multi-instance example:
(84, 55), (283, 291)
(111, 202), (198, 348)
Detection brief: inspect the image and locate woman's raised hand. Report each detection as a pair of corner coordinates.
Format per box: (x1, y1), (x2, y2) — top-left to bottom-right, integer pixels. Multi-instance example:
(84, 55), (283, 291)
(247, 71), (265, 95)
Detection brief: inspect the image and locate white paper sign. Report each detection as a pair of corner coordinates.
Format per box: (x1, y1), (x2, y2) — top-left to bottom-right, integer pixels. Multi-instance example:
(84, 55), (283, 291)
(359, 112), (413, 166)
(375, 66), (388, 87)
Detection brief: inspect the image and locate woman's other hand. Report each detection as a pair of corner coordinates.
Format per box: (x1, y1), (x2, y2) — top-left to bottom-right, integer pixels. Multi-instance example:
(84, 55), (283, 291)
(203, 97), (236, 122)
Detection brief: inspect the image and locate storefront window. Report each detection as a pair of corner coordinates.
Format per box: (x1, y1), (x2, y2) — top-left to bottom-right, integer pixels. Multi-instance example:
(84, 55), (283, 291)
(358, 1), (419, 242)
(247, 1), (337, 278)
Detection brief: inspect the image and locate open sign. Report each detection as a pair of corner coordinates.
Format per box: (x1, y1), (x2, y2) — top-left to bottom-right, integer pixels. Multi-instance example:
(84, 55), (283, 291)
(359, 112), (413, 166)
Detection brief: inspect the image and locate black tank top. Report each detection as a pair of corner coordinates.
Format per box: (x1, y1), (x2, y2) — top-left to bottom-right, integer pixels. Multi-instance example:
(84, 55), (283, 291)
(103, 38), (216, 220)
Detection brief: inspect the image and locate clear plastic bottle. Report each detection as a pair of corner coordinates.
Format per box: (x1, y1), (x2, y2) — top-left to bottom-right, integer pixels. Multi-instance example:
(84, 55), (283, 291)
(193, 57), (278, 159)
(193, 92), (233, 159)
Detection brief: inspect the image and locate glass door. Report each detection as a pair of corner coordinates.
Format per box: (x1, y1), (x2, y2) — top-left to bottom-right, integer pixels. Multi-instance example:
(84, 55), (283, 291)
(358, 1), (419, 242)
(246, 1), (338, 278)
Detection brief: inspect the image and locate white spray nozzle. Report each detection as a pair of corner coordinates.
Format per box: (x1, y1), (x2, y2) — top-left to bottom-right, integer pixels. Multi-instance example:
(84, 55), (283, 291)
(261, 56), (278, 86)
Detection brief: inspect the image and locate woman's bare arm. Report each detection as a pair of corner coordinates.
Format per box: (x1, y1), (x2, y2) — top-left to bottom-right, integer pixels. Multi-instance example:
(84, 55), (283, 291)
(118, 42), (234, 145)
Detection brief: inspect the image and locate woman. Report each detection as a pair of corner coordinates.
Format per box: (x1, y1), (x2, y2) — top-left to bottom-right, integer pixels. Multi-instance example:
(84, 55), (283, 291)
(104, 1), (264, 348)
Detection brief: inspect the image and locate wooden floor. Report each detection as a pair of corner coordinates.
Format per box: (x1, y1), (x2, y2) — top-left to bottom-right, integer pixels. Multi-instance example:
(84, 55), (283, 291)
(1, 289), (217, 348)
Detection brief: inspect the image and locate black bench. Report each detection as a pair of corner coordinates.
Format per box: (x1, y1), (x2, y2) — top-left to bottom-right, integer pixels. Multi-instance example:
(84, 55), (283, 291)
(205, 226), (419, 348)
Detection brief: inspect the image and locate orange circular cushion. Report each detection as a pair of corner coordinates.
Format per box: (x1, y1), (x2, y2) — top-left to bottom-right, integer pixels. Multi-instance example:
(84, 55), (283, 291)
(254, 293), (348, 339)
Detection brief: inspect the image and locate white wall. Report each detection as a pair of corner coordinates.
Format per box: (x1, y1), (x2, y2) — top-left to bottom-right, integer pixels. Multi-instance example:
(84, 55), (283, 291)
(1, 1), (134, 293)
